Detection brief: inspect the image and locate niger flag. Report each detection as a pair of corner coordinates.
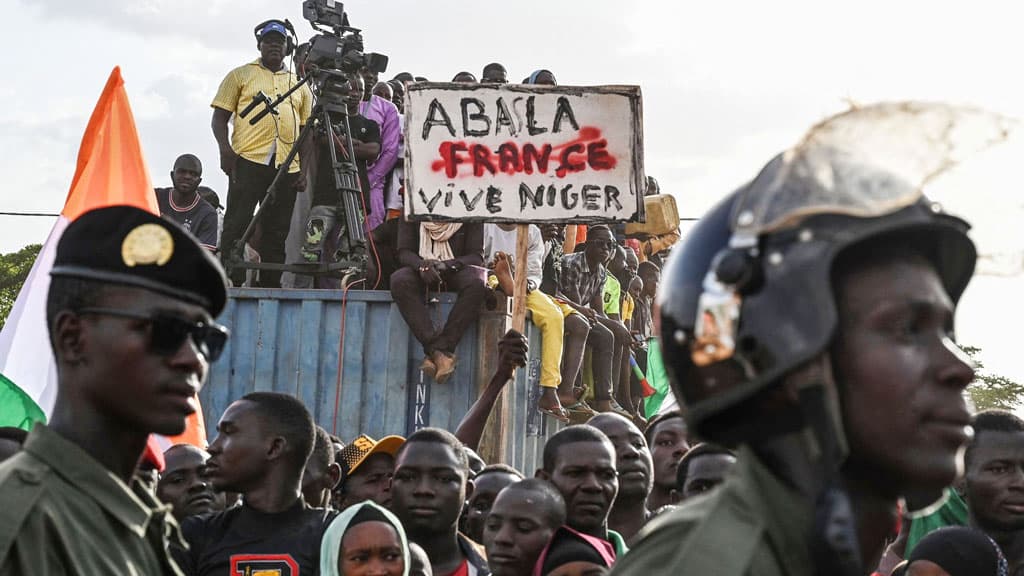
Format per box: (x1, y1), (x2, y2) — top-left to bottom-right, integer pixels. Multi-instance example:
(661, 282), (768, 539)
(0, 67), (207, 468)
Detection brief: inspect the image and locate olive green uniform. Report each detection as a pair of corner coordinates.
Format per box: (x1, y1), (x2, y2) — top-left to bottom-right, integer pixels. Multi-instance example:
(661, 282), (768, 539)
(0, 425), (184, 575)
(611, 446), (813, 576)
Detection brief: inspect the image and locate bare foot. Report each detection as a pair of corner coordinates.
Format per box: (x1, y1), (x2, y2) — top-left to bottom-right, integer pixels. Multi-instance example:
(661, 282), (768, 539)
(493, 252), (516, 295)
(538, 388), (564, 412)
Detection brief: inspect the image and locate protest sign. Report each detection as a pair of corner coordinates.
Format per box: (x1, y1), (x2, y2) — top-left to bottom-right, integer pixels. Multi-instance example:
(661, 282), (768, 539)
(404, 83), (645, 223)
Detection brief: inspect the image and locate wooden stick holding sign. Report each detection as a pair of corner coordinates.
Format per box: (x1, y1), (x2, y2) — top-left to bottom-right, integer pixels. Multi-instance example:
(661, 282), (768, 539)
(511, 224), (530, 333)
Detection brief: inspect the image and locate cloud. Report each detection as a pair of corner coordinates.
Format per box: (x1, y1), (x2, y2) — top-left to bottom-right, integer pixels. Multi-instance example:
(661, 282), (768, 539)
(25, 0), (287, 50)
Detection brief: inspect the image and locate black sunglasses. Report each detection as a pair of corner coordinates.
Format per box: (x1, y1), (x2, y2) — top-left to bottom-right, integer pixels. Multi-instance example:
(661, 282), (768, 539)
(78, 307), (229, 362)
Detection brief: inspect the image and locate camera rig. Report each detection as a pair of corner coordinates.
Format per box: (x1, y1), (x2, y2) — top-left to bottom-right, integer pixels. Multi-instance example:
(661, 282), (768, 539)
(225, 0), (389, 287)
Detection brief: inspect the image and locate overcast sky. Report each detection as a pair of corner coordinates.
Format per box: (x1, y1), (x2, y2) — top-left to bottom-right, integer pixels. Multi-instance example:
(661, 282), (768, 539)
(4, 0), (1023, 384)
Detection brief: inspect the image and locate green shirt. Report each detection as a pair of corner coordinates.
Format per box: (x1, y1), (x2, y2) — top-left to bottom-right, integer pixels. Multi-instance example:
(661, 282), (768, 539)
(611, 446), (813, 576)
(0, 424), (184, 576)
(603, 275), (622, 315)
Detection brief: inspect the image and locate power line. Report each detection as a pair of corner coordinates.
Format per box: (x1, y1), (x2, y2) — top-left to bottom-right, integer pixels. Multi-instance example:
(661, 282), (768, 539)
(0, 211), (59, 217)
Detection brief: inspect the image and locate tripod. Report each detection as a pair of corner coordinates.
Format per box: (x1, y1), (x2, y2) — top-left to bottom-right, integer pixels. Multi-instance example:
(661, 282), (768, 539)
(225, 78), (369, 286)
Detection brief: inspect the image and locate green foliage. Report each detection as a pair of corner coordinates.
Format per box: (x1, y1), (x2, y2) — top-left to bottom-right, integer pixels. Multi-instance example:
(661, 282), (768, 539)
(0, 244), (41, 331)
(963, 346), (1024, 412)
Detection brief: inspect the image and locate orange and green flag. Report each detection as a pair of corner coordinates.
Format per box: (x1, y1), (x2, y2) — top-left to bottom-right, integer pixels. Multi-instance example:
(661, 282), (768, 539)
(0, 67), (206, 462)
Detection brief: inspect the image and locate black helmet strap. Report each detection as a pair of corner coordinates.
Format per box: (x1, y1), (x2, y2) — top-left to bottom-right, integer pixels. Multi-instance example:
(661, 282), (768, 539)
(788, 355), (862, 576)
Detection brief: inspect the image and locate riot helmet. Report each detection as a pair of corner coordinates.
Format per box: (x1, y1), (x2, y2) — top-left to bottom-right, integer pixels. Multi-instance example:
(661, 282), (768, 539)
(659, 101), (993, 445)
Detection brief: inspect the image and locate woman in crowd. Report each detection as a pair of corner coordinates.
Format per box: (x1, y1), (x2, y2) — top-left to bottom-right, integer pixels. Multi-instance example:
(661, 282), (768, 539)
(321, 501), (409, 576)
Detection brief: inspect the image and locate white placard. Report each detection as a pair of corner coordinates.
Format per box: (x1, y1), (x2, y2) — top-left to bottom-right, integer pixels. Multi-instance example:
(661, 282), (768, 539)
(403, 83), (644, 223)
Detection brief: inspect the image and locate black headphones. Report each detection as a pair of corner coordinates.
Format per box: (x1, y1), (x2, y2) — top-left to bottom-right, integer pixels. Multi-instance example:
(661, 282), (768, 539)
(253, 19), (297, 56)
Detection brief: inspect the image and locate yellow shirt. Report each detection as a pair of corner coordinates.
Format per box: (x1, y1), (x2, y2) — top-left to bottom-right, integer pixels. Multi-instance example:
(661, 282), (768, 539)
(622, 293), (636, 321)
(211, 59), (312, 173)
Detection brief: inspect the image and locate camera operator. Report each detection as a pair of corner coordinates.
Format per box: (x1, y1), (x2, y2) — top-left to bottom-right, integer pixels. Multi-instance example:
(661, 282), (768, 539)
(295, 72), (381, 289)
(211, 19), (312, 288)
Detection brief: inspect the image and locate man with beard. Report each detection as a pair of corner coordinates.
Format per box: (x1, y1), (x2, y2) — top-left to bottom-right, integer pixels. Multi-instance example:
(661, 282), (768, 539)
(964, 410), (1024, 574)
(483, 479), (566, 576)
(156, 154), (219, 251)
(176, 392), (334, 575)
(390, 428), (489, 576)
(590, 413), (654, 546)
(643, 412), (689, 511)
(158, 444), (228, 522)
(536, 425), (624, 559)
(0, 206), (228, 575)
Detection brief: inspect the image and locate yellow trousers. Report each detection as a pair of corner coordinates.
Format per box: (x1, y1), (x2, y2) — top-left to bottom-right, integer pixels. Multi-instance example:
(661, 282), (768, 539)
(527, 290), (574, 389)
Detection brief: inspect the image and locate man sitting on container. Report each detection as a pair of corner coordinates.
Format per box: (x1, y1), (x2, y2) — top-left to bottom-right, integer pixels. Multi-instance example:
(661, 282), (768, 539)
(155, 154), (219, 252)
(483, 223), (578, 423)
(391, 220), (486, 384)
(558, 225), (631, 417)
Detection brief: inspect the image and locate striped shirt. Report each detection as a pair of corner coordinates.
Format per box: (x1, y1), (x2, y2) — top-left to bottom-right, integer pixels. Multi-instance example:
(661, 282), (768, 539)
(211, 59), (312, 173)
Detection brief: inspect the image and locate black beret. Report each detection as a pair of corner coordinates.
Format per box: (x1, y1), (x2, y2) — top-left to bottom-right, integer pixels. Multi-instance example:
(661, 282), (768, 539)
(50, 206), (228, 316)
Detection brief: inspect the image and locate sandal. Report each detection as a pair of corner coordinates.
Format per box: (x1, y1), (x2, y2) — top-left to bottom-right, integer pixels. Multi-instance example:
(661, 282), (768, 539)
(563, 400), (598, 417)
(595, 399), (633, 419)
(537, 405), (570, 423)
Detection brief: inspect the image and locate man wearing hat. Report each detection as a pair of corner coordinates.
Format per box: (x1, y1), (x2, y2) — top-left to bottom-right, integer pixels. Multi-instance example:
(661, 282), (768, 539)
(0, 206), (229, 575)
(212, 18), (312, 288)
(333, 433), (404, 510)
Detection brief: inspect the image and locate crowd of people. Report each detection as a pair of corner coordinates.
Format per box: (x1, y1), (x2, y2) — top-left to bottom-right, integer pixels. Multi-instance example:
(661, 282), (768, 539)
(153, 17), (680, 413)
(0, 16), (1017, 576)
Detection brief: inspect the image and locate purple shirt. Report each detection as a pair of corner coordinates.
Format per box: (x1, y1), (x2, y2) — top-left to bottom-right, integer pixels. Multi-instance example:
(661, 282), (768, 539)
(359, 95), (401, 229)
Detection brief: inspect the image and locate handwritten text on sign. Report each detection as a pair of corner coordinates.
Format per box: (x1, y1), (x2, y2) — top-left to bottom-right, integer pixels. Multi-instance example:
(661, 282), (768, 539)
(404, 84), (644, 222)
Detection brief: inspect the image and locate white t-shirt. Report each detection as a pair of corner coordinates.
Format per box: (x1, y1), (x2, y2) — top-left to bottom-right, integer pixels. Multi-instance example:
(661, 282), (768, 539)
(482, 224), (544, 289)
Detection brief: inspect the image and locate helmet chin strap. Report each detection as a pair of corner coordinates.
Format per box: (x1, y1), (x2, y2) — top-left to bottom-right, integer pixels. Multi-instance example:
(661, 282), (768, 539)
(787, 355), (862, 576)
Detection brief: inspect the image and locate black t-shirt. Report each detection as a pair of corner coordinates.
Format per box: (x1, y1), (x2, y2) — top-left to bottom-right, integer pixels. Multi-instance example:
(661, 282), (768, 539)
(155, 187), (219, 249)
(312, 114), (381, 209)
(174, 500), (335, 576)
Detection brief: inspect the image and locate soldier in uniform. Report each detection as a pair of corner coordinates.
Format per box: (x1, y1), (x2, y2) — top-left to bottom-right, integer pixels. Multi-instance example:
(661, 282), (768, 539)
(613, 103), (979, 576)
(0, 206), (228, 575)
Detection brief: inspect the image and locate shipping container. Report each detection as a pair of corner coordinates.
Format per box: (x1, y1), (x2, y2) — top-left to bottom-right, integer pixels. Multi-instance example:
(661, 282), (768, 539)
(201, 288), (563, 470)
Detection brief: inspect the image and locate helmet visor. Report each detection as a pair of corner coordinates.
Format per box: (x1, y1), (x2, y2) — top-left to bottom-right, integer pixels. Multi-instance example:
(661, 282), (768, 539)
(731, 102), (1015, 236)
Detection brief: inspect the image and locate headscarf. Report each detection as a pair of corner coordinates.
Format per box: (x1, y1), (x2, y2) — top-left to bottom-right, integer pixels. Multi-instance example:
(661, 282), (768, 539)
(320, 500), (411, 576)
(419, 222), (463, 262)
(532, 526), (616, 576)
(907, 526), (1008, 576)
